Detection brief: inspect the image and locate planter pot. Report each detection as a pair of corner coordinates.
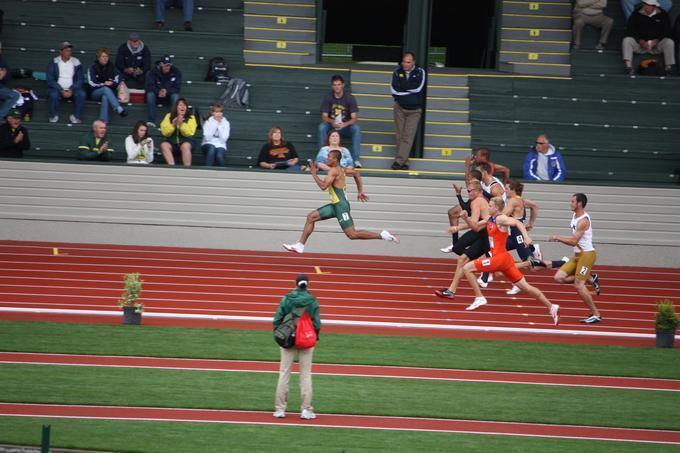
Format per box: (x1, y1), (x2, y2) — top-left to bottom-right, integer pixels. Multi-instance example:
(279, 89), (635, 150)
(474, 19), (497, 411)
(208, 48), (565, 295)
(122, 306), (142, 325)
(655, 328), (675, 348)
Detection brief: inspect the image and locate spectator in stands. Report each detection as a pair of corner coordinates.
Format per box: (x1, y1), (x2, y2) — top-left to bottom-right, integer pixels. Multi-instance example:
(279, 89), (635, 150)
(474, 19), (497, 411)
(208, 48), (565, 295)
(87, 48), (128, 123)
(673, 12), (680, 71)
(115, 32), (151, 89)
(318, 74), (362, 168)
(78, 120), (111, 161)
(315, 130), (354, 171)
(155, 0), (194, 31)
(159, 97), (196, 166)
(622, 0), (676, 76)
(0, 55), (21, 120)
(621, 0), (672, 21)
(523, 134), (566, 182)
(390, 51), (426, 171)
(466, 147), (510, 183)
(145, 55), (182, 128)
(0, 109), (30, 158)
(201, 103), (230, 167)
(47, 41), (85, 124)
(572, 0), (614, 50)
(125, 120), (154, 164)
(258, 126), (300, 171)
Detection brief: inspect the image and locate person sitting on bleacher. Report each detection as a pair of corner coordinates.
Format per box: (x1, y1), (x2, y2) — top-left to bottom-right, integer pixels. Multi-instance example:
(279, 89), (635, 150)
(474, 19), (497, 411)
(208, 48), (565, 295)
(159, 97), (196, 166)
(315, 130), (354, 171)
(572, 0), (614, 50)
(0, 109), (30, 158)
(46, 41), (85, 124)
(87, 48), (128, 124)
(0, 56), (21, 121)
(257, 126), (300, 171)
(673, 12), (680, 72)
(201, 103), (230, 167)
(115, 32), (151, 89)
(523, 134), (566, 182)
(621, 0), (672, 21)
(155, 0), (194, 31)
(145, 55), (182, 128)
(125, 121), (154, 164)
(622, 0), (676, 76)
(318, 74), (361, 168)
(77, 120), (111, 161)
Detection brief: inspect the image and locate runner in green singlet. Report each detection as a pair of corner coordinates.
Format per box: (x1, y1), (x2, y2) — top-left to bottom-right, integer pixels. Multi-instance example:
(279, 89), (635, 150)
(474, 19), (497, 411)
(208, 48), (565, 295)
(283, 150), (399, 254)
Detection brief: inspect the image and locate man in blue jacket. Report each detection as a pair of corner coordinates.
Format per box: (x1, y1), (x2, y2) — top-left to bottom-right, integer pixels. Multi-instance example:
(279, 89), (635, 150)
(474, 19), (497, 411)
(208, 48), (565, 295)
(46, 42), (85, 124)
(390, 51), (426, 171)
(523, 134), (567, 182)
(0, 56), (21, 121)
(145, 55), (182, 128)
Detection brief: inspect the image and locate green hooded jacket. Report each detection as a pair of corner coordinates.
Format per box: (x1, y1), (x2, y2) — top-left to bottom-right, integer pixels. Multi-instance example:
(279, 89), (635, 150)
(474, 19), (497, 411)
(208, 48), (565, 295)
(273, 288), (321, 335)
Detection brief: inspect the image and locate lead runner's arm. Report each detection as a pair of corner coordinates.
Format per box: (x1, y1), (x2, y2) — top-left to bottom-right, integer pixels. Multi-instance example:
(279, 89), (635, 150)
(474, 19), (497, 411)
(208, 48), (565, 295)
(345, 167), (369, 202)
(310, 160), (335, 191)
(549, 217), (589, 247)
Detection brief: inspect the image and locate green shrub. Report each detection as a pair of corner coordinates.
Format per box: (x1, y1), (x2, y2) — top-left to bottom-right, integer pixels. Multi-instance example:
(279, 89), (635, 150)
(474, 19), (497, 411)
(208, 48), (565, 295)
(655, 300), (679, 330)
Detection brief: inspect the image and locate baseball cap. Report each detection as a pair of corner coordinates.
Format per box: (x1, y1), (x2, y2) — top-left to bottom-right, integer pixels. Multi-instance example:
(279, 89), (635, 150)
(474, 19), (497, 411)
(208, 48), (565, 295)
(296, 274), (309, 289)
(6, 109), (22, 119)
(59, 41), (73, 50)
(128, 32), (141, 41)
(160, 55), (173, 65)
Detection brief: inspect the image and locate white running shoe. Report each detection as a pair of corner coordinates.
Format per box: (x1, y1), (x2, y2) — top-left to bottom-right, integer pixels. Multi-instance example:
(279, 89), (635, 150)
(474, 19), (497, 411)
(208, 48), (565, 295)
(69, 114), (82, 124)
(531, 243), (542, 261)
(477, 276), (489, 288)
(465, 296), (487, 311)
(380, 230), (399, 243)
(283, 242), (304, 254)
(506, 285), (521, 295)
(48, 115), (59, 123)
(550, 304), (560, 326)
(273, 410), (285, 418)
(440, 244), (454, 253)
(561, 256), (570, 262)
(300, 408), (316, 419)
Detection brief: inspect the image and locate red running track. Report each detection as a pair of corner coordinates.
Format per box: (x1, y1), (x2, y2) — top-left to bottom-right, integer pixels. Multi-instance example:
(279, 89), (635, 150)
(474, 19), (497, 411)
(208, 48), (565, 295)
(1, 403), (679, 445)
(2, 352), (679, 392)
(1, 241), (679, 346)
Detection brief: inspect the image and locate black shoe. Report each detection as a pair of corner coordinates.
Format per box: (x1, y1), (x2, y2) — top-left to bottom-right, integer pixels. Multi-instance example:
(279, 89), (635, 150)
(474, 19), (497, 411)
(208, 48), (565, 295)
(400, 164), (409, 170)
(119, 109), (128, 118)
(391, 162), (401, 170)
(590, 273), (601, 295)
(434, 289), (455, 299)
(529, 257), (546, 268)
(624, 66), (635, 76)
(184, 21), (193, 31)
(155, 21), (164, 29)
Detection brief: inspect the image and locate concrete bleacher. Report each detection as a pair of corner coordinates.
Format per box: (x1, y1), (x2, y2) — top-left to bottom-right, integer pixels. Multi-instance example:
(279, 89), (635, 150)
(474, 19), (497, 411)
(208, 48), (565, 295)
(0, 160), (678, 266)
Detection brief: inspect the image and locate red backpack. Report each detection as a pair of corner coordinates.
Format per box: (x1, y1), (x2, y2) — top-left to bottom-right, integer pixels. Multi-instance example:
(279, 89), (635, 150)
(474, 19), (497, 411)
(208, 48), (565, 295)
(295, 311), (317, 349)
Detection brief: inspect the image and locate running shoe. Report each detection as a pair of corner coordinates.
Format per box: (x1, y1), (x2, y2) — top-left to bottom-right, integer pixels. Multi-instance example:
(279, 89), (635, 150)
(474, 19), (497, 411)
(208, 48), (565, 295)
(550, 304), (560, 326)
(380, 230), (400, 243)
(273, 410), (286, 418)
(477, 276), (489, 288)
(506, 285), (521, 295)
(283, 242), (304, 254)
(440, 244), (454, 253)
(531, 243), (542, 261)
(434, 289), (455, 299)
(465, 296), (487, 311)
(580, 314), (602, 324)
(590, 273), (601, 296)
(300, 409), (316, 420)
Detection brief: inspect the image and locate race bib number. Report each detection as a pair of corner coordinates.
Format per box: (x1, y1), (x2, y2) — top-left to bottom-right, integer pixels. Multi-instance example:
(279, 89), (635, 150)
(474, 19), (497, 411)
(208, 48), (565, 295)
(579, 266), (589, 276)
(341, 212), (350, 221)
(516, 235), (524, 244)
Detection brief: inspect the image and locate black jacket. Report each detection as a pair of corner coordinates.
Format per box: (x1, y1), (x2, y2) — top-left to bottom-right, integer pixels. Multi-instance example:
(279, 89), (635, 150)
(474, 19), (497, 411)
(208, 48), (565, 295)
(391, 65), (426, 110)
(0, 123), (30, 158)
(115, 42), (151, 74)
(145, 63), (182, 95)
(626, 8), (671, 41)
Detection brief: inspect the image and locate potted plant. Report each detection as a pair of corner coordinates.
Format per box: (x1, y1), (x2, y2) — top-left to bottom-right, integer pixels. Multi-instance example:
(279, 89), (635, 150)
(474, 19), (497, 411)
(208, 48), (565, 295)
(655, 299), (679, 348)
(118, 273), (143, 325)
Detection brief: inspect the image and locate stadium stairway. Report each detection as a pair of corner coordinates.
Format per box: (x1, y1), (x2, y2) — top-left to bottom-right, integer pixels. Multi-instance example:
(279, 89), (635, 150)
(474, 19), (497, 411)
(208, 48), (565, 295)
(1, 160), (678, 266)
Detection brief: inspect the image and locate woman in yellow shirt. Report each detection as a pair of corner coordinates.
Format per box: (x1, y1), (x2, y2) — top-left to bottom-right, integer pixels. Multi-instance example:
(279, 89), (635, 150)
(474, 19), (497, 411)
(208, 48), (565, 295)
(159, 97), (197, 166)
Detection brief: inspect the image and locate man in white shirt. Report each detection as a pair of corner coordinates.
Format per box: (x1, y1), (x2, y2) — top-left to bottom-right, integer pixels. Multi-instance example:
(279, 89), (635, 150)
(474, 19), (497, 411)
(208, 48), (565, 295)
(46, 42), (86, 124)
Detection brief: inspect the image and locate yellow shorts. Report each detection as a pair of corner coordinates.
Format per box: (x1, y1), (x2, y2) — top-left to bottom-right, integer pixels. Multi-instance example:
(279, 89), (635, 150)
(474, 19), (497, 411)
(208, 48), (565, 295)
(560, 250), (597, 281)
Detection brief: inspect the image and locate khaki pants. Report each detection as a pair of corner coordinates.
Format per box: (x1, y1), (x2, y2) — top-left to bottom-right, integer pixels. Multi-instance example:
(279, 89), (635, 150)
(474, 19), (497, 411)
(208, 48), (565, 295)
(572, 13), (613, 47)
(393, 103), (422, 165)
(622, 37), (676, 66)
(274, 346), (314, 412)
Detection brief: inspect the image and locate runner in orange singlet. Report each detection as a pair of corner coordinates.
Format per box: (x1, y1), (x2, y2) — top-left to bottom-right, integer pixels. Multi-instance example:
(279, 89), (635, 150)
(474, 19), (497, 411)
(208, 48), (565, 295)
(459, 197), (560, 326)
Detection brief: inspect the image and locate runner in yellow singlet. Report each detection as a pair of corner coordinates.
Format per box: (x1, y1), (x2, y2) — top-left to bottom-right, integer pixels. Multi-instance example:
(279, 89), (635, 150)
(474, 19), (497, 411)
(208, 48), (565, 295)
(283, 150), (399, 254)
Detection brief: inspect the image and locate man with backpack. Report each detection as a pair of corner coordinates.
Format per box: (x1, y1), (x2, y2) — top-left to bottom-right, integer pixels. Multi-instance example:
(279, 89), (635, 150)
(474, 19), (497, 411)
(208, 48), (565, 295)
(272, 274), (321, 420)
